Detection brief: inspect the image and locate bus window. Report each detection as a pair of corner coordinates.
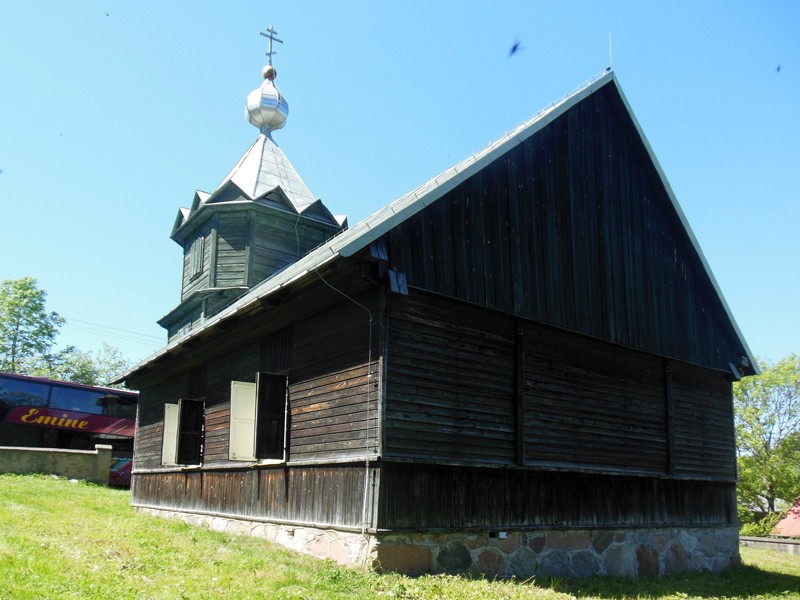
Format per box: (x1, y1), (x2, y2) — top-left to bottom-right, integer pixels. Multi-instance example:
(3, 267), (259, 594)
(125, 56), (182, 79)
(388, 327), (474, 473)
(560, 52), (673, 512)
(49, 387), (104, 413)
(0, 377), (49, 413)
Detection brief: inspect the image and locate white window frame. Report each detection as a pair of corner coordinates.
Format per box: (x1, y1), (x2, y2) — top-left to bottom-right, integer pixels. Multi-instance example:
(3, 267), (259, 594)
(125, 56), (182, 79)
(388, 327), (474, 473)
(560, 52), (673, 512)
(229, 374), (288, 463)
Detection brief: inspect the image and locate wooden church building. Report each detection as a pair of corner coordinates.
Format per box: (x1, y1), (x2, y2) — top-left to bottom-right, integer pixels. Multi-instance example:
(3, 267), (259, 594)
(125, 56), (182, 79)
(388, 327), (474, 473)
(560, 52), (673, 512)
(118, 38), (757, 577)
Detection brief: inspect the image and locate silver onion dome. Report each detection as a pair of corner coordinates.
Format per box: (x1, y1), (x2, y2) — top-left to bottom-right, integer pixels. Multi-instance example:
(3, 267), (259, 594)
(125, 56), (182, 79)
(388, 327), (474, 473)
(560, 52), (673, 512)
(245, 65), (289, 134)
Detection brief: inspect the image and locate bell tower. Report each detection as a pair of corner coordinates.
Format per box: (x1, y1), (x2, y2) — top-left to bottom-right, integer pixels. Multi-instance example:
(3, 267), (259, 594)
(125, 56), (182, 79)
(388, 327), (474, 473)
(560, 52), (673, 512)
(159, 26), (346, 342)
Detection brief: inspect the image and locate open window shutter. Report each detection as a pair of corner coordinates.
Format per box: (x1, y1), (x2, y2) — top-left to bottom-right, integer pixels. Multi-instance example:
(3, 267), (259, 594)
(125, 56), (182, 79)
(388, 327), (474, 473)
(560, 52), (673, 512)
(256, 372), (289, 460)
(177, 398), (204, 465)
(229, 381), (257, 461)
(162, 403), (179, 466)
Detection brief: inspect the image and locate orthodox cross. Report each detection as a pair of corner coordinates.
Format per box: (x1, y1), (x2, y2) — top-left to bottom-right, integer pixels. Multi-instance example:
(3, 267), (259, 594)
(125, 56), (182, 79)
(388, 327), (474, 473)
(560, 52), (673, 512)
(259, 25), (283, 66)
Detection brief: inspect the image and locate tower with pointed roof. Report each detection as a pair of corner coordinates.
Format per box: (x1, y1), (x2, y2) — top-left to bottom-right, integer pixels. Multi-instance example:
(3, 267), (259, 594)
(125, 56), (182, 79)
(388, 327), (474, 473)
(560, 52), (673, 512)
(160, 33), (346, 341)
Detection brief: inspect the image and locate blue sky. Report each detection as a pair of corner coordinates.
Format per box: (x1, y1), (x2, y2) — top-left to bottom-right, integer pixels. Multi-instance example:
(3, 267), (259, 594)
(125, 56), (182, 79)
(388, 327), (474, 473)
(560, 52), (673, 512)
(1, 1), (798, 366)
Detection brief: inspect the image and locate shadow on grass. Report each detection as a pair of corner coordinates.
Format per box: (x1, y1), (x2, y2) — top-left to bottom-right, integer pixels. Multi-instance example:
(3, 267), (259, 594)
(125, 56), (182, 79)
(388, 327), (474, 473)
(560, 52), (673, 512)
(545, 564), (800, 599)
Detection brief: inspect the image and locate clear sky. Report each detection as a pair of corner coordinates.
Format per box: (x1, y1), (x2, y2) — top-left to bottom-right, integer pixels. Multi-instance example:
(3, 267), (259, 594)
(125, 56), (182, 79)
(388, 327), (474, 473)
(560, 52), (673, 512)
(1, 1), (798, 368)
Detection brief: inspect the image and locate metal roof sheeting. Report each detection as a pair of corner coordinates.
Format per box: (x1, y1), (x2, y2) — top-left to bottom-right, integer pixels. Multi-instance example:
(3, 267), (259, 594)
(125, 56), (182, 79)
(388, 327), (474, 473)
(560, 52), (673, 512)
(217, 133), (318, 213)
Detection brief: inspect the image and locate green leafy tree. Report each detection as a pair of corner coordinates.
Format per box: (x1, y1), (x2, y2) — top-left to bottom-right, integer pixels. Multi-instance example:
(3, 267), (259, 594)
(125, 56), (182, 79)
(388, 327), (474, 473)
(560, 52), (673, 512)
(1, 277), (133, 388)
(91, 343), (132, 386)
(0, 277), (64, 373)
(734, 354), (800, 514)
(26, 343), (132, 388)
(27, 345), (97, 384)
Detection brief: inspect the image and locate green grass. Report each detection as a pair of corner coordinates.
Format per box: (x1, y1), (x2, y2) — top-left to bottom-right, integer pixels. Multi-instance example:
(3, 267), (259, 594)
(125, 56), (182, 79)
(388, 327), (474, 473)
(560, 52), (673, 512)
(0, 474), (798, 599)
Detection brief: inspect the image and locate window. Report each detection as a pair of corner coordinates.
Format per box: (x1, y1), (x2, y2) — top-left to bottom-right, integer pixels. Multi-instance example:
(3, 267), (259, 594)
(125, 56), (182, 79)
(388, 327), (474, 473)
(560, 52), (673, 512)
(49, 387), (105, 413)
(0, 377), (49, 409)
(188, 235), (204, 280)
(229, 373), (288, 461)
(161, 398), (204, 466)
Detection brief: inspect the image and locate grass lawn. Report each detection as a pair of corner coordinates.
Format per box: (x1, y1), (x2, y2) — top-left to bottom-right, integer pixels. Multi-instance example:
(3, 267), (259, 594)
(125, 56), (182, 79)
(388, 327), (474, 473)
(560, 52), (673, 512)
(0, 474), (798, 599)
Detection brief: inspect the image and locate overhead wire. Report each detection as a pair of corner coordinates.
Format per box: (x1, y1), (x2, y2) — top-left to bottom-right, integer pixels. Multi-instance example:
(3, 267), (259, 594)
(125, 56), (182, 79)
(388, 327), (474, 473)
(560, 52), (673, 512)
(61, 317), (164, 347)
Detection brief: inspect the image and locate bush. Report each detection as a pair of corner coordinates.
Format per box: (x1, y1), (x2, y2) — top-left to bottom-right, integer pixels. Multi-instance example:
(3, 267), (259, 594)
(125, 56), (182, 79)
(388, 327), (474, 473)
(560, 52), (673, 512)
(739, 509), (783, 537)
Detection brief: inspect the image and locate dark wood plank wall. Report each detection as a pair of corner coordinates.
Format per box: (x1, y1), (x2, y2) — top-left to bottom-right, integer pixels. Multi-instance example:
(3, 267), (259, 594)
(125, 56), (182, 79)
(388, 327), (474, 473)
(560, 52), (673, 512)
(134, 373), (189, 469)
(132, 464), (374, 529)
(523, 319), (667, 474)
(262, 326), (292, 373)
(252, 215), (301, 282)
(252, 215), (332, 285)
(671, 361), (736, 477)
(384, 289), (737, 480)
(289, 293), (382, 462)
(133, 289), (383, 470)
(205, 293), (239, 319)
(378, 464), (736, 530)
(133, 421), (165, 470)
(384, 292), (516, 465)
(215, 211), (248, 288)
(198, 342), (260, 463)
(203, 402), (230, 463)
(387, 82), (746, 374)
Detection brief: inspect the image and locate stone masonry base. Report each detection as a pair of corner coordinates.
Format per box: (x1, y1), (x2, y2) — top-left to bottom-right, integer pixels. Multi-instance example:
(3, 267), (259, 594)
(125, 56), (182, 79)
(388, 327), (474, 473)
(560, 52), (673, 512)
(375, 527), (740, 578)
(134, 507), (738, 578)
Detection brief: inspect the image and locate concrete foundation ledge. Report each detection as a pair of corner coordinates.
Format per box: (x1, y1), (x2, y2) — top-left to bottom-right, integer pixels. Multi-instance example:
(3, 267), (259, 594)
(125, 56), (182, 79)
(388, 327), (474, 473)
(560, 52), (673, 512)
(740, 536), (800, 555)
(134, 506), (739, 578)
(0, 444), (113, 485)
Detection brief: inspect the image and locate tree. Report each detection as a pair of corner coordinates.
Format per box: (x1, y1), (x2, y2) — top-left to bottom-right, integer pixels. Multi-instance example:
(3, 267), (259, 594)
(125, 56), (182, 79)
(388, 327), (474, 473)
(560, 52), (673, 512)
(27, 345), (97, 384)
(1, 277), (133, 388)
(93, 343), (133, 386)
(26, 343), (132, 388)
(734, 354), (800, 513)
(0, 277), (64, 373)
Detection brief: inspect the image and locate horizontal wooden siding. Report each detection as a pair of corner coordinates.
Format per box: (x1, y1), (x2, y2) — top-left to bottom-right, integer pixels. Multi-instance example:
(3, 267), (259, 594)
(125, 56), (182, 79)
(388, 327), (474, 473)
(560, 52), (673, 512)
(384, 292), (516, 464)
(523, 320), (667, 473)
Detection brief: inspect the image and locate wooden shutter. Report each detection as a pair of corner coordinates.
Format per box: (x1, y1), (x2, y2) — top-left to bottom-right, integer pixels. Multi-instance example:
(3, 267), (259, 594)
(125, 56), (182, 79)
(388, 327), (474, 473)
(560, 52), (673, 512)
(177, 398), (204, 465)
(229, 381), (257, 461)
(256, 372), (288, 460)
(161, 403), (179, 466)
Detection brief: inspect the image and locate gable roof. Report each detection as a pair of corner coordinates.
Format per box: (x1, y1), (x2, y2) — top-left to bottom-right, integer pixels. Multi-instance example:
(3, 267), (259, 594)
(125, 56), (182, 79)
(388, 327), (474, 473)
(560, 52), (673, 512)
(120, 69), (757, 381)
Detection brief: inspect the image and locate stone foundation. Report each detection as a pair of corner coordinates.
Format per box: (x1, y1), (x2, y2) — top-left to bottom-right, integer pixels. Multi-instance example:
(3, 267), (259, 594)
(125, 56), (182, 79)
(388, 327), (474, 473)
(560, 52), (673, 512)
(134, 506), (738, 578)
(134, 506), (377, 565)
(374, 526), (740, 577)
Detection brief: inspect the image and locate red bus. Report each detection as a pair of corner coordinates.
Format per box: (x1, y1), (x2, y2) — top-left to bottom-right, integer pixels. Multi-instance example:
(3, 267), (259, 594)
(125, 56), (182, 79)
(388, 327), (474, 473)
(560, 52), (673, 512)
(0, 372), (138, 486)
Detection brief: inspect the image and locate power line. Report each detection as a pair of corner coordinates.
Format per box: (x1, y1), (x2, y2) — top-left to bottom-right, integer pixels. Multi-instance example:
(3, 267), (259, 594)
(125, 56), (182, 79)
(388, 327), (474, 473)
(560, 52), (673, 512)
(61, 324), (163, 348)
(63, 317), (164, 342)
(61, 317), (164, 347)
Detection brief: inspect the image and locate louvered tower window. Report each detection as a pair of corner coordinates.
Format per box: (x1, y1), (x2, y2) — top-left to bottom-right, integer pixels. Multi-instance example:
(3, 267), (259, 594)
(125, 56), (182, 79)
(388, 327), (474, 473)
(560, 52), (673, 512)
(189, 235), (204, 279)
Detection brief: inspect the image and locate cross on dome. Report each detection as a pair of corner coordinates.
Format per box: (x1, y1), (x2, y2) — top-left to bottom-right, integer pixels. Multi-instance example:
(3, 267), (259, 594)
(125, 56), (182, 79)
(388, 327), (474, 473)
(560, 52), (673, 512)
(259, 25), (283, 66)
(247, 25), (289, 134)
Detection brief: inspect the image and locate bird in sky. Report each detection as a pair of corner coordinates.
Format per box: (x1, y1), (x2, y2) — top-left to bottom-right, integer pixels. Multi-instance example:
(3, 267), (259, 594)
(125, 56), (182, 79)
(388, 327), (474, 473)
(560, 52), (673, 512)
(509, 40), (522, 57)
